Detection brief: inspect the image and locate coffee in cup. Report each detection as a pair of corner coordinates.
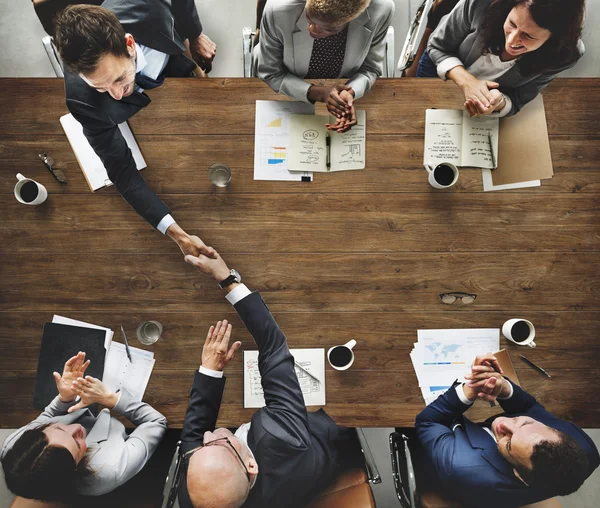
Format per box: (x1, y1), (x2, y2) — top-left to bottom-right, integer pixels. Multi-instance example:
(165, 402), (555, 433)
(424, 163), (459, 189)
(327, 340), (356, 370)
(502, 319), (536, 348)
(14, 173), (48, 205)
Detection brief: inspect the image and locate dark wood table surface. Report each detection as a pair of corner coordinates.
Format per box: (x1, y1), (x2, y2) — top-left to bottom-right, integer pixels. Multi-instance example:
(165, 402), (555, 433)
(0, 78), (599, 429)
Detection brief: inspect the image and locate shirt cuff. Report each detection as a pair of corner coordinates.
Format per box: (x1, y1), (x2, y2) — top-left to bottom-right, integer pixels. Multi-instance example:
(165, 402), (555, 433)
(491, 94), (513, 117)
(156, 214), (176, 235)
(225, 283), (252, 305)
(199, 366), (224, 378)
(455, 384), (475, 405)
(497, 380), (514, 400)
(112, 391), (122, 409)
(437, 57), (464, 80)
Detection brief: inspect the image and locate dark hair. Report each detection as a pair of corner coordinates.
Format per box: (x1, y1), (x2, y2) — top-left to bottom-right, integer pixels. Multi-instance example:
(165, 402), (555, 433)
(516, 429), (590, 496)
(53, 5), (130, 75)
(479, 0), (585, 76)
(1, 424), (92, 501)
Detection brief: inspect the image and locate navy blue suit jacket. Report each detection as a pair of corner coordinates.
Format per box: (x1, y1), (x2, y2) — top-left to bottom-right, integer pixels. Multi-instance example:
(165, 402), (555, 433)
(415, 382), (599, 508)
(178, 291), (355, 508)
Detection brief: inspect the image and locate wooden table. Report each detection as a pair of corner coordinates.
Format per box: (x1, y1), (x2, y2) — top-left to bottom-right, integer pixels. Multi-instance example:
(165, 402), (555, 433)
(0, 78), (599, 429)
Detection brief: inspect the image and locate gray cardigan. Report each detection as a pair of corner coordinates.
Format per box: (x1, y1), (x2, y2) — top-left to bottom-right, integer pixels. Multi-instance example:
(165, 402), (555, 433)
(256, 0), (395, 102)
(427, 0), (584, 116)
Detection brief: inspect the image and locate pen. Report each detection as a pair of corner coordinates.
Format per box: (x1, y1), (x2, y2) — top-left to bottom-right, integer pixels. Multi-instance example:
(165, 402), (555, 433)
(520, 354), (551, 378)
(488, 133), (497, 169)
(294, 361), (320, 384)
(120, 325), (133, 363)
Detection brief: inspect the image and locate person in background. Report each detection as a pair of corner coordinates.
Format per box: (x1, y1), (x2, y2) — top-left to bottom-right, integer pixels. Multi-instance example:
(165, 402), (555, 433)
(53, 1), (217, 257)
(415, 353), (599, 507)
(417, 0), (585, 117)
(177, 249), (363, 508)
(257, 0), (395, 132)
(1, 352), (167, 502)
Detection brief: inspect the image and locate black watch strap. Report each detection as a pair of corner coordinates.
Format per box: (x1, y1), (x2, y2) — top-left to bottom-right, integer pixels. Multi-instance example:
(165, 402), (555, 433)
(218, 269), (241, 289)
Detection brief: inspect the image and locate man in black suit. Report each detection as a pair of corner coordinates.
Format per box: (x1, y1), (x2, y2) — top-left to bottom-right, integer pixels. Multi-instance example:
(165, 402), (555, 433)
(177, 250), (362, 508)
(53, 1), (217, 256)
(416, 353), (600, 507)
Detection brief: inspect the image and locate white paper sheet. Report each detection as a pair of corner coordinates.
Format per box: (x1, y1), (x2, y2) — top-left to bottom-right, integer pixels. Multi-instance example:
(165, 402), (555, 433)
(103, 342), (155, 402)
(244, 348), (325, 408)
(482, 169), (541, 191)
(412, 329), (499, 388)
(60, 113), (146, 191)
(52, 315), (113, 372)
(254, 100), (314, 181)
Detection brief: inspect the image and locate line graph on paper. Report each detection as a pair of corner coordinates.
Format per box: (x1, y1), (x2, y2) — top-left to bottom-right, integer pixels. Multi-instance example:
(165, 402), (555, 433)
(260, 146), (287, 166)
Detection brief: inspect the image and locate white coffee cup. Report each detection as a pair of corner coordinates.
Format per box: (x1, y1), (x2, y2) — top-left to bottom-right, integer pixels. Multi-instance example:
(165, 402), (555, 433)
(424, 163), (459, 189)
(327, 340), (356, 370)
(502, 319), (536, 348)
(14, 173), (48, 205)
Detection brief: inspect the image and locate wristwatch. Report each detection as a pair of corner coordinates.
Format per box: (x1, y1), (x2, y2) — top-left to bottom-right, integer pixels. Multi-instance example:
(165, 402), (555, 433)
(218, 269), (241, 289)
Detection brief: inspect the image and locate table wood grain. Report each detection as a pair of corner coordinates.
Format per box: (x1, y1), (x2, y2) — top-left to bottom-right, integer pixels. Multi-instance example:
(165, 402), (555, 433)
(0, 78), (598, 428)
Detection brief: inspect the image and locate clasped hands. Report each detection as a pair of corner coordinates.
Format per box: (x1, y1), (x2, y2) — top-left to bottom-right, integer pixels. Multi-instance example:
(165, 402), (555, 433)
(463, 353), (511, 402)
(53, 352), (119, 412)
(309, 84), (358, 133)
(460, 77), (505, 117)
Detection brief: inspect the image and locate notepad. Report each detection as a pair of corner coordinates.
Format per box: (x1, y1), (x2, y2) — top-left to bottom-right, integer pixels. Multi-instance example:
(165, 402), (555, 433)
(244, 348), (326, 408)
(60, 113), (146, 191)
(424, 109), (498, 169)
(52, 315), (113, 369)
(103, 342), (155, 402)
(288, 111), (366, 172)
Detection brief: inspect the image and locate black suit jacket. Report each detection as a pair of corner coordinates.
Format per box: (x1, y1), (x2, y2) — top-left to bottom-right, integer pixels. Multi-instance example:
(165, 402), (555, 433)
(415, 381), (600, 507)
(64, 0), (202, 229)
(178, 291), (358, 508)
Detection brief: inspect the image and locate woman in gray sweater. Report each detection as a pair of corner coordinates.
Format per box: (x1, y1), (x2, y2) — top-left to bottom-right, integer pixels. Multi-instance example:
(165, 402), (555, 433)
(417, 0), (585, 117)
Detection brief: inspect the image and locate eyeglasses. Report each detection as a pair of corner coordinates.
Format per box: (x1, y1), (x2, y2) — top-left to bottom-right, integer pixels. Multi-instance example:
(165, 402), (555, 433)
(38, 153), (67, 184)
(439, 292), (477, 304)
(166, 437), (250, 508)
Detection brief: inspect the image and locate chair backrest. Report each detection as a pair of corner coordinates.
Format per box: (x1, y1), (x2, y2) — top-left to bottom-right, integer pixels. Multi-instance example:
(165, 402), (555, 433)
(397, 0), (436, 74)
(31, 0), (103, 36)
(390, 431), (418, 508)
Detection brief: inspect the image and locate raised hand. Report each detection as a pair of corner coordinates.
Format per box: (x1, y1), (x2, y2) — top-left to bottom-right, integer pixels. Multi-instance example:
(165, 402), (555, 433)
(201, 320), (242, 371)
(68, 376), (119, 413)
(54, 352), (91, 402)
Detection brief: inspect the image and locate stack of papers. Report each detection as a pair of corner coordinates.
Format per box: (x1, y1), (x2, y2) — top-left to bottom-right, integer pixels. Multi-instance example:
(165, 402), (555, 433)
(52, 316), (155, 402)
(411, 328), (499, 405)
(244, 348), (325, 408)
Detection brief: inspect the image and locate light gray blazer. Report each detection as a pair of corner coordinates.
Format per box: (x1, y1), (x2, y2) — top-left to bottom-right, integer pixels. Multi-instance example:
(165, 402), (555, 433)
(1, 390), (167, 497)
(427, 0), (584, 116)
(257, 0), (395, 102)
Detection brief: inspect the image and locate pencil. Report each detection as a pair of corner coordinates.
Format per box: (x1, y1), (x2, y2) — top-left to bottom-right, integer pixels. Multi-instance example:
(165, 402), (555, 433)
(520, 354), (551, 378)
(120, 325), (133, 363)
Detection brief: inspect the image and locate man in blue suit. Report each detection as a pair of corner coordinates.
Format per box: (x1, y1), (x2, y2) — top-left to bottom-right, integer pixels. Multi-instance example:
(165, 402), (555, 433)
(416, 353), (599, 508)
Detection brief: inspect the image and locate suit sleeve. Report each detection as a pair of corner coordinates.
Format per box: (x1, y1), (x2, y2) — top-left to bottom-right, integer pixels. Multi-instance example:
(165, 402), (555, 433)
(0, 397), (78, 461)
(346, 1), (395, 99)
(67, 99), (172, 229)
(179, 371), (227, 453)
(234, 292), (310, 436)
(426, 0), (476, 78)
(257, 3), (312, 102)
(107, 388), (168, 487)
(415, 384), (472, 478)
(171, 0), (203, 39)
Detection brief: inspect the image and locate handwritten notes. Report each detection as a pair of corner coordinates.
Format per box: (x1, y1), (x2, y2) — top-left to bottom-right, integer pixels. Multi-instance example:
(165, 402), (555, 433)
(424, 110), (498, 169)
(288, 111), (366, 172)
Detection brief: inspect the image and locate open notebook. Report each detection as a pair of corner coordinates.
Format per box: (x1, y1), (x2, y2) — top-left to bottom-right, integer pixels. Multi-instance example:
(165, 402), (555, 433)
(60, 113), (146, 191)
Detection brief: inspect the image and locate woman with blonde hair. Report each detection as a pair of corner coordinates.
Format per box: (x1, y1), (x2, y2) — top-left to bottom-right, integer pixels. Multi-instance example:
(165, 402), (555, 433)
(257, 0), (395, 131)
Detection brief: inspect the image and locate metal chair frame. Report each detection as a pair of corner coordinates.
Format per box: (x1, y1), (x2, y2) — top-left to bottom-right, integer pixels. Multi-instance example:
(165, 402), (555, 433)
(397, 0), (435, 75)
(390, 431), (418, 508)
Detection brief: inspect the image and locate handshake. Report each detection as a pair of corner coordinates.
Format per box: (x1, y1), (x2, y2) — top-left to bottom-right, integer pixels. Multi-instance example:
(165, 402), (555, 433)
(463, 353), (512, 403)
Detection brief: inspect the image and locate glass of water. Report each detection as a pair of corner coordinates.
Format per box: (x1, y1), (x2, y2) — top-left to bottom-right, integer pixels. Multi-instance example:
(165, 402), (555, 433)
(136, 320), (163, 345)
(208, 163), (231, 187)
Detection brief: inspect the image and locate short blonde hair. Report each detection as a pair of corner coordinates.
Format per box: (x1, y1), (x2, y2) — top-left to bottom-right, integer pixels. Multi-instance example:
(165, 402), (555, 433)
(306, 0), (372, 25)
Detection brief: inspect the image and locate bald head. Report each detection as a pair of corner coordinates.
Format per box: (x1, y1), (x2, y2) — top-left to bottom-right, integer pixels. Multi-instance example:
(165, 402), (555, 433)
(187, 445), (250, 508)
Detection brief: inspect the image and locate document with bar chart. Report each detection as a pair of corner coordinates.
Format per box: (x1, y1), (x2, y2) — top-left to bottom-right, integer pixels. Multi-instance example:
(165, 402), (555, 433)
(254, 100), (314, 181)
